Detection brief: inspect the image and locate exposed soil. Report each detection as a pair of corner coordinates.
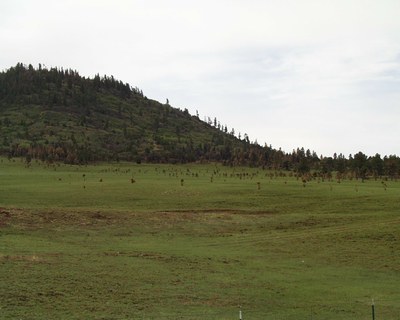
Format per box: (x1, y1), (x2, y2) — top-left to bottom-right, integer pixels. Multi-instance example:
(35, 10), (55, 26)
(0, 208), (11, 227)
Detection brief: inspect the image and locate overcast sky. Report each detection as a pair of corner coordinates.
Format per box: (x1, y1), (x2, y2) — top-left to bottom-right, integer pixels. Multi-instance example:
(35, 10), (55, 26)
(1, 0), (399, 157)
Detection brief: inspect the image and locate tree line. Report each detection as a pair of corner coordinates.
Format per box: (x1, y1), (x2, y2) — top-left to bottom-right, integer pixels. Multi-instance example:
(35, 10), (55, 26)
(0, 62), (143, 107)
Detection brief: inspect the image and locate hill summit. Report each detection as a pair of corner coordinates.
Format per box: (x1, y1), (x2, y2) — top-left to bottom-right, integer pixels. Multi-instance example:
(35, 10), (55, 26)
(0, 63), (280, 166)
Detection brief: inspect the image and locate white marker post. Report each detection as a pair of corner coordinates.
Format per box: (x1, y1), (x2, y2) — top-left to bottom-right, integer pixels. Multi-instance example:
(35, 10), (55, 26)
(372, 299), (375, 320)
(239, 305), (243, 320)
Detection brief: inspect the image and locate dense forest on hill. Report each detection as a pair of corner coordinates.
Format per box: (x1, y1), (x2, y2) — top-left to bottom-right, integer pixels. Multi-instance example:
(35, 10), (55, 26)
(0, 63), (399, 179)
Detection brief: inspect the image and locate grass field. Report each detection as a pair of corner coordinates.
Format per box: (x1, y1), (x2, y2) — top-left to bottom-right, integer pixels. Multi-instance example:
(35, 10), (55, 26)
(1, 158), (399, 319)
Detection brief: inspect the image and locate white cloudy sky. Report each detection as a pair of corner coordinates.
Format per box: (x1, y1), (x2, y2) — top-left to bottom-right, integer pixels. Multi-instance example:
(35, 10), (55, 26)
(1, 0), (400, 157)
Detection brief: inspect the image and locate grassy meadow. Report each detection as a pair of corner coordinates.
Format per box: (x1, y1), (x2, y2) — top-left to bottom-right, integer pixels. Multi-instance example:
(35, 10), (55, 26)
(0, 157), (399, 319)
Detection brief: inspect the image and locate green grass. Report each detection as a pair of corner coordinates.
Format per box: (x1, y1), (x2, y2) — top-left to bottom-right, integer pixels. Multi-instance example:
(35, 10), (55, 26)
(1, 158), (400, 319)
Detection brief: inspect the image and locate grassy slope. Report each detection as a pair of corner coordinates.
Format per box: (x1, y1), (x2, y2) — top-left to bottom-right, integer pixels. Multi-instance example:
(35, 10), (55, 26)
(0, 90), (237, 162)
(0, 158), (399, 319)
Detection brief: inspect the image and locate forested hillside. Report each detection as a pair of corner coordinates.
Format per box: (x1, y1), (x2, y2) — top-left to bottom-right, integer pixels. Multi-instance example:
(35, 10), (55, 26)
(0, 63), (399, 179)
(0, 63), (263, 165)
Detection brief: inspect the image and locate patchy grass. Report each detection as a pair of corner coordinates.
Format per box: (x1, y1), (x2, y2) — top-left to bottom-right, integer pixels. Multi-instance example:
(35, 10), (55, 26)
(0, 158), (399, 319)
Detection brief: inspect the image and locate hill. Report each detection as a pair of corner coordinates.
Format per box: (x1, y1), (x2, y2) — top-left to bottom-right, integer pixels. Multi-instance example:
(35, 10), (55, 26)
(0, 63), (279, 166)
(1, 63), (399, 179)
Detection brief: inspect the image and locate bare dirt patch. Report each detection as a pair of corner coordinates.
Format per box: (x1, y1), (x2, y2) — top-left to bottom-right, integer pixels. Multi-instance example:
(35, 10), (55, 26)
(0, 208), (11, 227)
